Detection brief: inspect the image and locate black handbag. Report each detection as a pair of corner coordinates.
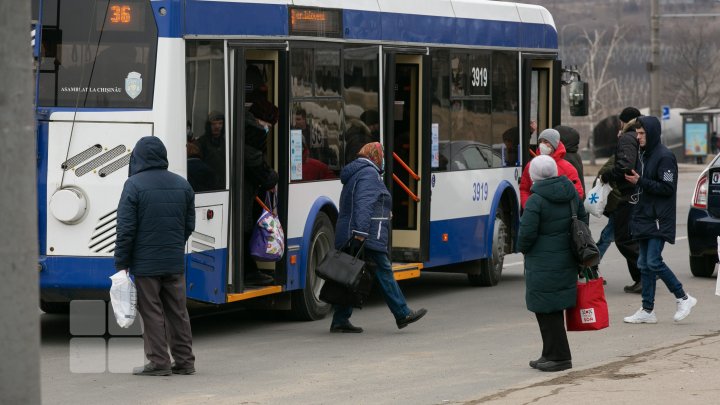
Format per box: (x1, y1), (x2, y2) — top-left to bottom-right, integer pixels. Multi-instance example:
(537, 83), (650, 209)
(319, 269), (374, 309)
(315, 239), (366, 290)
(569, 201), (600, 267)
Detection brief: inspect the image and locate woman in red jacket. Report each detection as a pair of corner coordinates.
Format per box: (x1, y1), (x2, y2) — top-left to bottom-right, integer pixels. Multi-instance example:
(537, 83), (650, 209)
(520, 128), (584, 208)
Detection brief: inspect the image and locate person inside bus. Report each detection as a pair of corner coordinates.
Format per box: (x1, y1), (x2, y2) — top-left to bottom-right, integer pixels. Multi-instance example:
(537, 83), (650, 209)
(501, 127), (519, 167)
(186, 142), (215, 193)
(519, 128), (584, 209)
(302, 139), (335, 181)
(243, 99), (280, 286)
(360, 109), (381, 140)
(330, 142), (427, 333)
(196, 111), (226, 190)
(343, 118), (374, 164)
(293, 108), (313, 154)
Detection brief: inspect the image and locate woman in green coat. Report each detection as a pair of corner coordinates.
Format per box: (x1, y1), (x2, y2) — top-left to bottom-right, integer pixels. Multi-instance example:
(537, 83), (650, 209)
(518, 155), (587, 372)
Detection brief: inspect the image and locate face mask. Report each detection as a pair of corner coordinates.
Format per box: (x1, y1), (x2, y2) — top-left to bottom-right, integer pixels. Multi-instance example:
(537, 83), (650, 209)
(263, 125), (269, 135)
(539, 143), (553, 156)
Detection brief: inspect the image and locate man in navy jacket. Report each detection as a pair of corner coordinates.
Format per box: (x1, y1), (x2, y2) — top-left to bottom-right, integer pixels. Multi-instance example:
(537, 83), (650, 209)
(115, 136), (196, 376)
(622, 116), (697, 324)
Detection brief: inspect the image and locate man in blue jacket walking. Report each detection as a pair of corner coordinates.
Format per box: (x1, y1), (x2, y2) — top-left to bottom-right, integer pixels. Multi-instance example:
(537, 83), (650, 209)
(622, 116), (697, 324)
(115, 137), (196, 376)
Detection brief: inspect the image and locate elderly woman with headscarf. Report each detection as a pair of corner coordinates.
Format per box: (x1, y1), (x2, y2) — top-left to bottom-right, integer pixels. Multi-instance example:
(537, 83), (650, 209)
(518, 154), (588, 373)
(330, 142), (427, 333)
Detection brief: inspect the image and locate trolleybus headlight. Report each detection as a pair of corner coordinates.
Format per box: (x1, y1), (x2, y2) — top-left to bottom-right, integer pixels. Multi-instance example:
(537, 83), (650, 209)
(49, 187), (88, 224)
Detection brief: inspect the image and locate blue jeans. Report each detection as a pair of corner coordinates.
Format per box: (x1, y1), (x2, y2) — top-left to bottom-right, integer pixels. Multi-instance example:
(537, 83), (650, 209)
(596, 216), (615, 259)
(332, 249), (411, 325)
(638, 238), (685, 311)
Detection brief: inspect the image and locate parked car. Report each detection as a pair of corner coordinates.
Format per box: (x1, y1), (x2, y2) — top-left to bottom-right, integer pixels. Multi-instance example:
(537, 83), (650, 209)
(688, 153), (720, 277)
(438, 140), (504, 171)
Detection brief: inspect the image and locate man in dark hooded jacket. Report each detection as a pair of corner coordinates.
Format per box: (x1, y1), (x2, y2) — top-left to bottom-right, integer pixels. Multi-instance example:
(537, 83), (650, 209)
(555, 125), (585, 195)
(243, 99), (280, 286)
(623, 116), (697, 324)
(115, 136), (196, 376)
(598, 107), (642, 293)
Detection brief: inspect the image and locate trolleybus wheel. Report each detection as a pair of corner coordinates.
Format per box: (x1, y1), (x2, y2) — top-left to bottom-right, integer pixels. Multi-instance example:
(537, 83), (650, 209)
(468, 210), (508, 286)
(290, 212), (333, 320)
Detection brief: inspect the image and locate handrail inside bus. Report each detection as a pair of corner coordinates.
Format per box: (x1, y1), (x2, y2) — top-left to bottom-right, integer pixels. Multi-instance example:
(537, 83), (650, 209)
(393, 152), (420, 181)
(392, 174), (419, 202)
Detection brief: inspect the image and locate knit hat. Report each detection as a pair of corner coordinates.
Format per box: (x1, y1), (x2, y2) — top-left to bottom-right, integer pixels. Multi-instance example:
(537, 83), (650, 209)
(538, 128), (560, 150)
(619, 107), (641, 123)
(208, 111), (224, 122)
(249, 99), (279, 125)
(529, 154), (557, 182)
(357, 142), (384, 169)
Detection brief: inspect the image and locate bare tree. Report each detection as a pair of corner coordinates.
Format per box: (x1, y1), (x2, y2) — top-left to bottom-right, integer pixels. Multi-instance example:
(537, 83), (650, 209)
(562, 25), (627, 163)
(578, 25), (627, 119)
(664, 25), (720, 109)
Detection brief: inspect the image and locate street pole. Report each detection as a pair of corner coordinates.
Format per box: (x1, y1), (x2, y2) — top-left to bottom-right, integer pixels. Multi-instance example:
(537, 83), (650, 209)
(650, 0), (661, 118)
(0, 1), (41, 403)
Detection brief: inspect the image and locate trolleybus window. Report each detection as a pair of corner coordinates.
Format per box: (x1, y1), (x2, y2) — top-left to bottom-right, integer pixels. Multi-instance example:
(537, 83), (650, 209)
(343, 46), (379, 165)
(290, 46), (343, 177)
(433, 50), (519, 171)
(37, 0), (158, 108)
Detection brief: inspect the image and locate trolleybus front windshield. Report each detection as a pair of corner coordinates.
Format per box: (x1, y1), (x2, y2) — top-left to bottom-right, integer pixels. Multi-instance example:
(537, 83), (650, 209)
(36, 0), (157, 108)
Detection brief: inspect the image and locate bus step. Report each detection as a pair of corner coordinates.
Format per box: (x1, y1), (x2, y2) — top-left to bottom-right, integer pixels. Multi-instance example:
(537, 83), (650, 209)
(226, 285), (283, 303)
(391, 262), (422, 281)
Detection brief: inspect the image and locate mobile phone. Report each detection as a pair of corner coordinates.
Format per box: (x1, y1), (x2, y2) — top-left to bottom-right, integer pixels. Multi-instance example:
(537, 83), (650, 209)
(625, 169), (634, 175)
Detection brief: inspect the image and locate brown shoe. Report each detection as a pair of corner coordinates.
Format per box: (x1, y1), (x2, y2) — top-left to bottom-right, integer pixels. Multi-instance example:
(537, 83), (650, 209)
(171, 362), (196, 375)
(133, 363), (171, 376)
(624, 281), (642, 294)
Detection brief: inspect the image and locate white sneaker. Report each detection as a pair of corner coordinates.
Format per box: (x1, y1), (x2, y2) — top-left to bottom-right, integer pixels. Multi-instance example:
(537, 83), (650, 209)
(623, 308), (658, 324)
(674, 295), (697, 322)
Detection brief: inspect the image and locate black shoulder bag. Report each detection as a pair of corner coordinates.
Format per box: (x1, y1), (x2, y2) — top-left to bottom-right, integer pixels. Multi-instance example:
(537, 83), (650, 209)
(317, 239), (374, 308)
(316, 239), (367, 289)
(569, 201), (600, 267)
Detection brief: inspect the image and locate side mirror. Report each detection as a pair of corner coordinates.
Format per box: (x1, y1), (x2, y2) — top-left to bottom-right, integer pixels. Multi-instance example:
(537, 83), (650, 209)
(569, 80), (589, 117)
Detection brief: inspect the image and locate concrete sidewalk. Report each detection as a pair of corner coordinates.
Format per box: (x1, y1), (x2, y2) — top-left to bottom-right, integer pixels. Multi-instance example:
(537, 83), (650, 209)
(467, 331), (720, 404)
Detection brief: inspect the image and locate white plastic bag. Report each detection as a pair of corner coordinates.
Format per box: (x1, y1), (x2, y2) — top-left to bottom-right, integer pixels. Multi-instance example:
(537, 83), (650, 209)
(584, 181), (612, 218)
(109, 270), (137, 328)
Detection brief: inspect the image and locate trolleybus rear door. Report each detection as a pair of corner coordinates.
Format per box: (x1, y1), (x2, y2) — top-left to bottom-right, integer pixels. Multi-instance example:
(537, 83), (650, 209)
(226, 44), (288, 300)
(384, 51), (431, 264)
(520, 56), (562, 172)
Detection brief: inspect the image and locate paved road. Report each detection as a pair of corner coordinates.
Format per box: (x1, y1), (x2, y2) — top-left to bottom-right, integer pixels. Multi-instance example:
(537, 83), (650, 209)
(41, 168), (715, 405)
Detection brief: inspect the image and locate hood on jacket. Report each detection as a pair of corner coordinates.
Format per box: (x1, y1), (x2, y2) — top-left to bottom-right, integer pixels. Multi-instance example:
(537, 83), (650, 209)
(530, 176), (578, 204)
(129, 136), (169, 176)
(638, 116), (662, 153)
(546, 141), (567, 161)
(340, 157), (379, 184)
(245, 111), (269, 150)
(555, 126), (580, 153)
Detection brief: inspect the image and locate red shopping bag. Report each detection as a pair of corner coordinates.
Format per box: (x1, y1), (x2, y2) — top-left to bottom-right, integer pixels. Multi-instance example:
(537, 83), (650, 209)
(566, 277), (609, 331)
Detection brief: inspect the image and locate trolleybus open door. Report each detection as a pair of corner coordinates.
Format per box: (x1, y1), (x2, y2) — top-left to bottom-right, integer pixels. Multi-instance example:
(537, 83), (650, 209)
(226, 44), (288, 302)
(520, 56), (562, 171)
(383, 50), (431, 266)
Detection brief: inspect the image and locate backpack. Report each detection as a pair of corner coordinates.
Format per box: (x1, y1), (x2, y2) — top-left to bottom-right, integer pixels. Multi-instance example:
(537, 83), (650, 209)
(569, 201), (600, 267)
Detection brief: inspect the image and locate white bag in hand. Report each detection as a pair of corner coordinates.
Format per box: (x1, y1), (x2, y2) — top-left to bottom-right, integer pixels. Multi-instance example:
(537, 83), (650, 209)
(109, 270), (137, 328)
(584, 182), (612, 218)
